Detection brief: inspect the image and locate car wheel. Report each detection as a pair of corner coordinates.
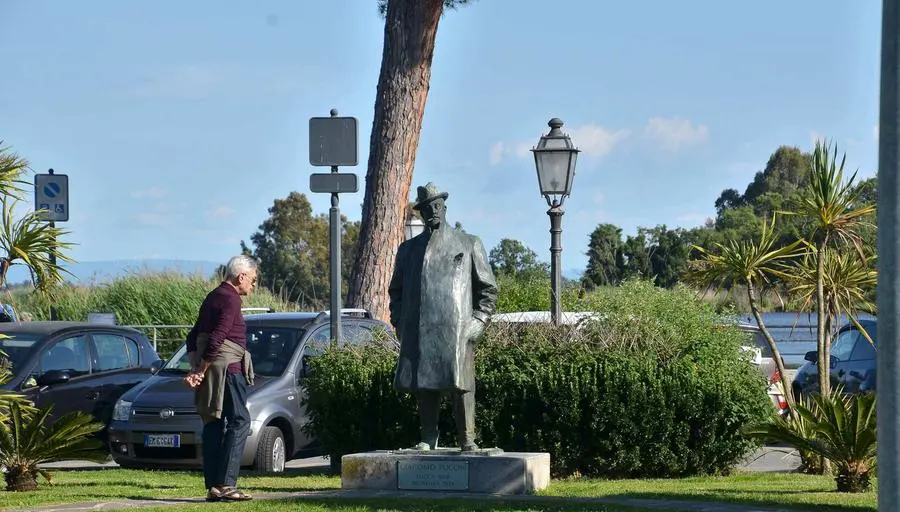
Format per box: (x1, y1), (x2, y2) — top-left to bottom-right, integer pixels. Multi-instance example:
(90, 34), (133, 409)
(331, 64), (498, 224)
(253, 426), (286, 473)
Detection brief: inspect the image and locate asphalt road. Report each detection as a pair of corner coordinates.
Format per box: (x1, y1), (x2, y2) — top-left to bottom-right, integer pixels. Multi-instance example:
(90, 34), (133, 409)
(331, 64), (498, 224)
(39, 446), (801, 473)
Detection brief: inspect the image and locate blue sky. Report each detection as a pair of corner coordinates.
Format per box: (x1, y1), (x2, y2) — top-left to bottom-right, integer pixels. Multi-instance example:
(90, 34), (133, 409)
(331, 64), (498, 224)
(0, 1), (883, 278)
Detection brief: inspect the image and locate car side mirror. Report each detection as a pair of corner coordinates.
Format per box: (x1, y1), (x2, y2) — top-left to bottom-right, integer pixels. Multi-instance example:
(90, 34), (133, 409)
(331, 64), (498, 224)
(37, 369), (70, 387)
(804, 350), (817, 363)
(150, 359), (165, 374)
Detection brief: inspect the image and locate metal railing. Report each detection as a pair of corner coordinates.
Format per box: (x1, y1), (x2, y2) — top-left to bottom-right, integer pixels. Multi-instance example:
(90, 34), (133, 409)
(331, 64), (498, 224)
(123, 324), (191, 359)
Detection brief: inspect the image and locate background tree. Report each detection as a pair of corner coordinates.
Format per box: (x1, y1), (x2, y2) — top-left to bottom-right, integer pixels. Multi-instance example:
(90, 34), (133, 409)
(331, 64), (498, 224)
(348, 0), (475, 322)
(620, 233), (652, 280)
(582, 223), (624, 288)
(242, 192), (360, 308)
(488, 238), (548, 280)
(642, 225), (689, 288)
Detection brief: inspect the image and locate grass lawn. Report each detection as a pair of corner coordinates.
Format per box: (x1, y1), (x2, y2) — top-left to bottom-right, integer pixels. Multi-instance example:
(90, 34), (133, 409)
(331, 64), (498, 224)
(0, 468), (877, 512)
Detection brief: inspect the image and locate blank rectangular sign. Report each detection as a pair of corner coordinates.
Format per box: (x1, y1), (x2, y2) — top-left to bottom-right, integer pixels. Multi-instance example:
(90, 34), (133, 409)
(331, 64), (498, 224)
(309, 116), (358, 167)
(310, 173), (359, 194)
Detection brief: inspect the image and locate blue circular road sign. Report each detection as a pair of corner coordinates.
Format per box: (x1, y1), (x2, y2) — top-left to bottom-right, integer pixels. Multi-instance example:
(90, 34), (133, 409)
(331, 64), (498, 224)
(44, 182), (61, 198)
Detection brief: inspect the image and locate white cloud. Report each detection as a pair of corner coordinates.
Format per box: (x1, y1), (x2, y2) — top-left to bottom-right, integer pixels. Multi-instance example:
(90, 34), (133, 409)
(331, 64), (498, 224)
(568, 124), (631, 158)
(643, 117), (709, 151)
(131, 187), (168, 199)
(489, 123), (629, 165)
(514, 142), (532, 159)
(489, 142), (505, 166)
(207, 205), (235, 220)
(874, 124), (880, 140)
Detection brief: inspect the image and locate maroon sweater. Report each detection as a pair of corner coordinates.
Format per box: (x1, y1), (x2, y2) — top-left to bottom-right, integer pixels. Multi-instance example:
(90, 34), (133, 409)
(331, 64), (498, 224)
(186, 282), (246, 375)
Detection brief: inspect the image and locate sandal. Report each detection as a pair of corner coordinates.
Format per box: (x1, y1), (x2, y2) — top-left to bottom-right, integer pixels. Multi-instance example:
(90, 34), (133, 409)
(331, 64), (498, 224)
(220, 487), (253, 501)
(206, 487), (223, 502)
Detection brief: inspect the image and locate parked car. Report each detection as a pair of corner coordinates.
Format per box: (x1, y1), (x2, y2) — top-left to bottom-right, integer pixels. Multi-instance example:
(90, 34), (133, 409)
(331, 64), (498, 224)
(107, 309), (394, 472)
(792, 318), (877, 399)
(0, 321), (163, 437)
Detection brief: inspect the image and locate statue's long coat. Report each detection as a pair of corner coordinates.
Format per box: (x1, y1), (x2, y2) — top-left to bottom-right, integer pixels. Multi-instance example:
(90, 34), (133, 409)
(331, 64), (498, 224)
(388, 227), (498, 392)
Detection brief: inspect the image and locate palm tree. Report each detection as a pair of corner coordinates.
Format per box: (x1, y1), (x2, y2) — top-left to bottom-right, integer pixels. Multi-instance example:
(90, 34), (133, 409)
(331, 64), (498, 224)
(780, 248), (877, 395)
(746, 388), (876, 493)
(686, 215), (804, 416)
(0, 402), (105, 491)
(0, 143), (74, 294)
(791, 140), (875, 397)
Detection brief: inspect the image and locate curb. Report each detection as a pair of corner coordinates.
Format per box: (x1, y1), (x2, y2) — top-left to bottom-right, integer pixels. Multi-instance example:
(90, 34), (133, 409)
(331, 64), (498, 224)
(6, 489), (805, 512)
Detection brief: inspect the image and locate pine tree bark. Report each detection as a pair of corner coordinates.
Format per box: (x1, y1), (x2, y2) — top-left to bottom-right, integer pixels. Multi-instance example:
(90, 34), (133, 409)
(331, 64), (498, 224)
(347, 0), (444, 322)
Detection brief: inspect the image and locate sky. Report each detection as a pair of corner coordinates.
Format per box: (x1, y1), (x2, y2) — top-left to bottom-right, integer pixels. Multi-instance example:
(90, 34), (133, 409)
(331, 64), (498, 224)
(0, 1), (883, 278)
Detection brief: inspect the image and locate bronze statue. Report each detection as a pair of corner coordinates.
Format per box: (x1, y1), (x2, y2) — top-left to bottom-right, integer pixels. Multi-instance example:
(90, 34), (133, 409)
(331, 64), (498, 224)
(389, 182), (498, 451)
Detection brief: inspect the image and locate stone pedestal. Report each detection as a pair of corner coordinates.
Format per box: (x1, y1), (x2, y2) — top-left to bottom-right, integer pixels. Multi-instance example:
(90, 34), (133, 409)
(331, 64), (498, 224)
(340, 448), (550, 495)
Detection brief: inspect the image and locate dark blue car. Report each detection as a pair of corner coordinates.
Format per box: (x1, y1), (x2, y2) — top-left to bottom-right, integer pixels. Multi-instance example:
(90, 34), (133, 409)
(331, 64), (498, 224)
(792, 319), (877, 399)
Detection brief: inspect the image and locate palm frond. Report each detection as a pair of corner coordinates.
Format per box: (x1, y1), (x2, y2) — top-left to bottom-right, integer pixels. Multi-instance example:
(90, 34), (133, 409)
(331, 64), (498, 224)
(0, 402), (106, 480)
(686, 214), (805, 291)
(0, 197), (76, 294)
(746, 388), (877, 480)
(794, 139), (876, 252)
(0, 141), (31, 199)
(779, 248), (876, 333)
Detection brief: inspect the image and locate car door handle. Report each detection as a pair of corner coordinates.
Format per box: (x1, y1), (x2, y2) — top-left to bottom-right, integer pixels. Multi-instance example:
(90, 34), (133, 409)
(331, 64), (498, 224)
(86, 391), (100, 400)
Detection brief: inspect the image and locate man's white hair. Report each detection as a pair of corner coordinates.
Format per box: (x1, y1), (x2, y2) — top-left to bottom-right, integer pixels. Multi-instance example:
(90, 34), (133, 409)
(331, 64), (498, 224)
(224, 255), (257, 280)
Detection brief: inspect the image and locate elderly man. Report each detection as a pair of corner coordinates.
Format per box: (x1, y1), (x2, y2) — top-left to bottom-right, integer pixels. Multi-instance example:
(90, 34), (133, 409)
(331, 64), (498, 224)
(389, 182), (498, 451)
(185, 255), (257, 502)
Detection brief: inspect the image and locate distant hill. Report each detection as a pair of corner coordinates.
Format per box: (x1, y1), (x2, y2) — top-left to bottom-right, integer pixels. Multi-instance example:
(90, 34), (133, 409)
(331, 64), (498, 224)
(4, 259), (221, 286)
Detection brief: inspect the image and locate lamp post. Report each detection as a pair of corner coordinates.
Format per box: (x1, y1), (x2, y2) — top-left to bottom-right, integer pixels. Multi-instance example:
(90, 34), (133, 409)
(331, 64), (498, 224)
(405, 216), (425, 240)
(531, 117), (580, 325)
(531, 118), (580, 326)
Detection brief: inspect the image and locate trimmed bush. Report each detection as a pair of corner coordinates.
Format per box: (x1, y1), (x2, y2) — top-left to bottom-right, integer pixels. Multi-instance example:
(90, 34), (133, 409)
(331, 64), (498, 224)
(302, 280), (770, 478)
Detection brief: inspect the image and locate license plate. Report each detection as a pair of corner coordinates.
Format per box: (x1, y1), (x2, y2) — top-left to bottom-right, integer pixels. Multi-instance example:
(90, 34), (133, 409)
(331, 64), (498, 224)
(143, 434), (181, 448)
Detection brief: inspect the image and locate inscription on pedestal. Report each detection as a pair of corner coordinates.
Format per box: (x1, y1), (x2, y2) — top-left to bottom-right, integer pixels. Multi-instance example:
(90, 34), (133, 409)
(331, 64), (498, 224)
(396, 459), (469, 490)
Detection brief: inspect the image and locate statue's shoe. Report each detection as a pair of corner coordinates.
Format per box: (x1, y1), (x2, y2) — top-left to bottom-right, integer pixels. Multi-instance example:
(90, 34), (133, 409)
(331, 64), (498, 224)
(413, 442), (432, 451)
(460, 443), (479, 452)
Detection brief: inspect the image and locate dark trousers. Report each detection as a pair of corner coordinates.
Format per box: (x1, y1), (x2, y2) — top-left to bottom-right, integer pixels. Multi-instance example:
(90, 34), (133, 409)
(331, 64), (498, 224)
(416, 387), (475, 449)
(202, 372), (250, 489)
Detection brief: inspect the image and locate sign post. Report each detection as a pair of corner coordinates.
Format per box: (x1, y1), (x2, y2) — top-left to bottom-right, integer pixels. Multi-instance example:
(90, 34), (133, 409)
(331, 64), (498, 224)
(309, 109), (359, 343)
(34, 168), (69, 320)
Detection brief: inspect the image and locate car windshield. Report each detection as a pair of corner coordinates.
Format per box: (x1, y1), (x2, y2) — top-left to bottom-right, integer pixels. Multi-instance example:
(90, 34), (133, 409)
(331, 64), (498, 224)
(162, 326), (303, 377)
(0, 333), (43, 374)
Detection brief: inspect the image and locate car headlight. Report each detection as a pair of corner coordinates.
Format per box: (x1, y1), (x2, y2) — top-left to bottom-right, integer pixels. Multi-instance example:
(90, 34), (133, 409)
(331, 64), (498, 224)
(112, 400), (133, 422)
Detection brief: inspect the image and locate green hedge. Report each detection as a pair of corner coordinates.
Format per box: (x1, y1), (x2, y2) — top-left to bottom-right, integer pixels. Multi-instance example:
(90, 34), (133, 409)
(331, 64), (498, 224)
(302, 280), (770, 478)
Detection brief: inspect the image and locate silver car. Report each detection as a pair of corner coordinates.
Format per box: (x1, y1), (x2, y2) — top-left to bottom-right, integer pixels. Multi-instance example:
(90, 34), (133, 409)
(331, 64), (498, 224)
(107, 310), (392, 472)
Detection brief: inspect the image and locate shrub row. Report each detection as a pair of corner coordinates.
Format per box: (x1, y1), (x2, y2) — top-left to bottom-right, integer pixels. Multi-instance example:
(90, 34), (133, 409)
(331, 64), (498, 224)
(302, 280), (771, 478)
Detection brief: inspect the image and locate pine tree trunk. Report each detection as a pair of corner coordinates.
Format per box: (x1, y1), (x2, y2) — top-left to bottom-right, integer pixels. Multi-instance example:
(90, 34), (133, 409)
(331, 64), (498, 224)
(346, 0), (445, 322)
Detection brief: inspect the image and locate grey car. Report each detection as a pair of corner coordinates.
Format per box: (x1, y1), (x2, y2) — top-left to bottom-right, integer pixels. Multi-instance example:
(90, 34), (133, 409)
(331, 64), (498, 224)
(107, 310), (393, 472)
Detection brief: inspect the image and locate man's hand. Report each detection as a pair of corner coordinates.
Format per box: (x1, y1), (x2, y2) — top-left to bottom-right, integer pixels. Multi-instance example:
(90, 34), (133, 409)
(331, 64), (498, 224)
(467, 317), (486, 343)
(183, 371), (204, 390)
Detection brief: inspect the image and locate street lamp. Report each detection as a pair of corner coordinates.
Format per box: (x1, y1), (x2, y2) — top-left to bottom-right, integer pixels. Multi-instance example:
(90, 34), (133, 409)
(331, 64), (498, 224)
(405, 216), (425, 240)
(531, 118), (580, 326)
